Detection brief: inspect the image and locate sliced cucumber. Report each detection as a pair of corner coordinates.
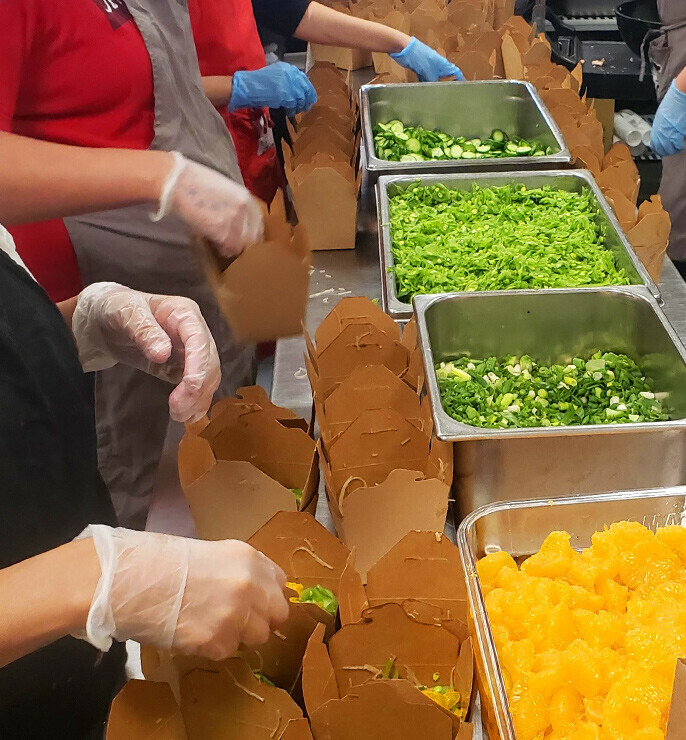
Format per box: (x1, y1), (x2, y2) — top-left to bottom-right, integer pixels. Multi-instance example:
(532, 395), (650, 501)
(395, 131), (409, 141)
(431, 147), (444, 158)
(491, 129), (506, 143)
(406, 137), (421, 153)
(515, 145), (532, 155)
(389, 120), (404, 134)
(450, 144), (464, 158)
(476, 144), (491, 153)
(461, 151), (477, 159)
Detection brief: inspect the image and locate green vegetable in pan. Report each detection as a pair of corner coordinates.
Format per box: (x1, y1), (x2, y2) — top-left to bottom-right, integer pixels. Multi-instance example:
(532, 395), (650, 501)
(388, 183), (631, 301)
(436, 352), (669, 429)
(373, 122), (551, 162)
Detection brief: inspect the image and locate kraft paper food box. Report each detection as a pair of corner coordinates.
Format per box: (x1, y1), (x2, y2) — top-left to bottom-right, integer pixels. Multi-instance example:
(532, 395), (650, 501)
(301, 605), (474, 739)
(107, 659), (314, 740)
(198, 192), (310, 344)
(178, 396), (319, 542)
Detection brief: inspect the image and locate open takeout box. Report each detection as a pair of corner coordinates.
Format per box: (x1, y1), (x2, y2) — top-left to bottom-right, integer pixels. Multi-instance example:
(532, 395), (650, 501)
(239, 511), (355, 691)
(302, 604), (474, 739)
(178, 393), (319, 542)
(107, 658), (314, 739)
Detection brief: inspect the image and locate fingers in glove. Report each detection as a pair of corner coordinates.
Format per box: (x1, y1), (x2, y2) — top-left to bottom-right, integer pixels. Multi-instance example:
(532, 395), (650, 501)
(115, 299), (173, 365)
(240, 610), (272, 648)
(147, 297), (220, 422)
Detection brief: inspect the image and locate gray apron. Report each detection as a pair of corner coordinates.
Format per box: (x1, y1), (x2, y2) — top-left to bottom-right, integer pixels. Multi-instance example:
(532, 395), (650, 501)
(64, 0), (256, 529)
(651, 1), (686, 261)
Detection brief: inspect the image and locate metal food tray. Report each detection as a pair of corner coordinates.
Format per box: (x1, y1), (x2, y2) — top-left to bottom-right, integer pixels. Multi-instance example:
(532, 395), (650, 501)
(415, 286), (686, 442)
(377, 169), (661, 320)
(360, 80), (571, 182)
(457, 488), (686, 740)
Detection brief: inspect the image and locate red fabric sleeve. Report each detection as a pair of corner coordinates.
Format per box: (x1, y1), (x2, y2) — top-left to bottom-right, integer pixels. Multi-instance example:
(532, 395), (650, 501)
(0, 0), (37, 130)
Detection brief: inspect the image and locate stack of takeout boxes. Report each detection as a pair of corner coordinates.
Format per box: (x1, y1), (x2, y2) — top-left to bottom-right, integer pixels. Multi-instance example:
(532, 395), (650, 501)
(282, 63), (360, 251)
(305, 296), (453, 578)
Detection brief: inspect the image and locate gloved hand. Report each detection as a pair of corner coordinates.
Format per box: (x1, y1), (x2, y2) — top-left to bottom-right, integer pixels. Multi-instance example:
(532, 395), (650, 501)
(153, 152), (264, 259)
(76, 525), (289, 661)
(72, 283), (220, 423)
(229, 62), (317, 116)
(390, 37), (465, 82)
(651, 81), (686, 157)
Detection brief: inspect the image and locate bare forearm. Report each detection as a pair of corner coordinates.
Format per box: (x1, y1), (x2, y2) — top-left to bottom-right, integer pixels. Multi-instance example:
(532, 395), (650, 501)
(0, 539), (100, 668)
(676, 67), (686, 93)
(202, 76), (234, 108)
(294, 2), (410, 53)
(57, 297), (79, 326)
(0, 132), (173, 225)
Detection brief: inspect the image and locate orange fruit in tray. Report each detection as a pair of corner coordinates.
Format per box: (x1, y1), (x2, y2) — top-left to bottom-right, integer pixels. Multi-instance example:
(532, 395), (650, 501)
(478, 522), (686, 740)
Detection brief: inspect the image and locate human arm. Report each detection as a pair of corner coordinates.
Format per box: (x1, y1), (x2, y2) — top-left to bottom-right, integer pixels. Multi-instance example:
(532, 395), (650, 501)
(0, 135), (263, 258)
(0, 528), (289, 669)
(650, 66), (686, 157)
(0, 539), (100, 668)
(294, 2), (410, 53)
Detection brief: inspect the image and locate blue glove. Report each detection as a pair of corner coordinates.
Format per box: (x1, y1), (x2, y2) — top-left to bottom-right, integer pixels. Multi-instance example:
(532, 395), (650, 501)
(229, 62), (317, 116)
(651, 81), (686, 157)
(390, 37), (465, 83)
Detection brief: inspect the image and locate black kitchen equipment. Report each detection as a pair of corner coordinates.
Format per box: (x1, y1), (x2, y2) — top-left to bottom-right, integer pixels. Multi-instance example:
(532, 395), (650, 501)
(616, 0), (662, 57)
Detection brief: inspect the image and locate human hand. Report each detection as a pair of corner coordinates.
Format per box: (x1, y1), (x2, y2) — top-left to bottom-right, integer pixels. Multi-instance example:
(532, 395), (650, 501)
(229, 62), (317, 116)
(154, 152), (264, 259)
(76, 526), (289, 660)
(650, 80), (686, 157)
(72, 283), (220, 423)
(390, 37), (465, 82)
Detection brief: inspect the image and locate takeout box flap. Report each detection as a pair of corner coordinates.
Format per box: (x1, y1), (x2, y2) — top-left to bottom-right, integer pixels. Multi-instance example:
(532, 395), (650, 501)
(180, 660), (306, 739)
(364, 531), (467, 618)
(336, 469), (450, 580)
(209, 238), (310, 344)
(309, 679), (454, 740)
(308, 324), (410, 383)
(302, 623), (339, 717)
(106, 680), (187, 740)
(183, 460), (300, 541)
(327, 603), (465, 732)
(314, 296), (400, 350)
(666, 658), (686, 740)
(238, 599), (326, 694)
(202, 408), (316, 490)
(247, 511), (351, 593)
(327, 407), (430, 469)
(321, 364), (422, 443)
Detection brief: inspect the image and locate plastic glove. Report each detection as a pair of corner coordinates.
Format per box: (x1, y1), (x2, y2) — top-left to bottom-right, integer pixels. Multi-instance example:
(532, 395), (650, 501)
(76, 525), (289, 661)
(390, 37), (465, 82)
(153, 152), (264, 259)
(229, 62), (317, 116)
(72, 283), (220, 423)
(651, 81), (686, 157)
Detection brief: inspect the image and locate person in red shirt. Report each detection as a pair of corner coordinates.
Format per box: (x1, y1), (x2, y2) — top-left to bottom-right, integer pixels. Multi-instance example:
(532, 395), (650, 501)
(0, 0), (264, 531)
(190, 0), (463, 206)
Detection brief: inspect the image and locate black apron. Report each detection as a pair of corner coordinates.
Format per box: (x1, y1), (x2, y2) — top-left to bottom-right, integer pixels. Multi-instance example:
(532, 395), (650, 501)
(0, 250), (125, 738)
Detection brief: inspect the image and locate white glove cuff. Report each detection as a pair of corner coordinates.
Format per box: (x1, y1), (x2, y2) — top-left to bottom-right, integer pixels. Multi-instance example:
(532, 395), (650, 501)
(72, 524), (117, 652)
(72, 282), (125, 373)
(151, 151), (188, 223)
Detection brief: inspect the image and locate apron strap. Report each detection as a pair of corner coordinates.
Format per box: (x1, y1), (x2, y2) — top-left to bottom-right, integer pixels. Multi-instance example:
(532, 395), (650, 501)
(643, 17), (686, 82)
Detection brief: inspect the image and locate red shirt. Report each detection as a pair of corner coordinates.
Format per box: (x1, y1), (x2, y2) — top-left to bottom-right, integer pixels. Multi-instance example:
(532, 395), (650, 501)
(0, 0), (155, 301)
(187, 0), (282, 205)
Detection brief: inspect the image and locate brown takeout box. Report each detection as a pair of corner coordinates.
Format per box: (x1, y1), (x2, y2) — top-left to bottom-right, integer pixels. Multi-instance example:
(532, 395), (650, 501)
(108, 659), (314, 740)
(302, 605), (473, 740)
(178, 393), (319, 541)
(237, 511), (355, 691)
(338, 531), (468, 635)
(199, 193), (310, 344)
